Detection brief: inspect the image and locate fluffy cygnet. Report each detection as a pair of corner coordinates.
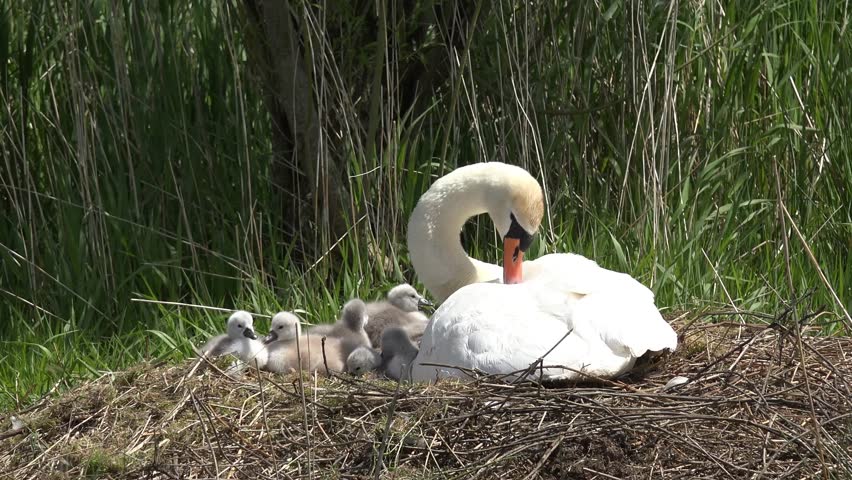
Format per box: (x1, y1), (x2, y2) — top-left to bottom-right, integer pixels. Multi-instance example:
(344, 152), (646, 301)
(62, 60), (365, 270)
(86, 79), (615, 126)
(380, 327), (419, 382)
(345, 346), (382, 375)
(264, 311), (302, 344)
(386, 283), (433, 317)
(200, 311), (268, 369)
(336, 299), (372, 356)
(305, 299), (372, 358)
(265, 312), (345, 375)
(365, 284), (432, 348)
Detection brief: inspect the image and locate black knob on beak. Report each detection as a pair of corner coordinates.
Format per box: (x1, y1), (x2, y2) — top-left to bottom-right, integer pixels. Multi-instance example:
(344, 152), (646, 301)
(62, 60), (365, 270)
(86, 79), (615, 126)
(505, 213), (534, 252)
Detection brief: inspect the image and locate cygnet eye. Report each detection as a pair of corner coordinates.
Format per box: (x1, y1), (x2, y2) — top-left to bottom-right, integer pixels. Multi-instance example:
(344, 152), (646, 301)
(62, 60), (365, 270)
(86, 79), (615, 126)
(277, 325), (283, 329)
(238, 324), (244, 328)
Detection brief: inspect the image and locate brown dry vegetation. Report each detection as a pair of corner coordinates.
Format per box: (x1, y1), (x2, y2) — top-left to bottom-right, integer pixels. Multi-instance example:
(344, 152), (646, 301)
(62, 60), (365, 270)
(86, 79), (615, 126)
(2, 313), (850, 479)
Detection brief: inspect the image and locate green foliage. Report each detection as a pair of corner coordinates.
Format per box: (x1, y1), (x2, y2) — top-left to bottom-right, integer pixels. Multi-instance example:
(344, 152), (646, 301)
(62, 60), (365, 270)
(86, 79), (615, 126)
(1, 0), (850, 410)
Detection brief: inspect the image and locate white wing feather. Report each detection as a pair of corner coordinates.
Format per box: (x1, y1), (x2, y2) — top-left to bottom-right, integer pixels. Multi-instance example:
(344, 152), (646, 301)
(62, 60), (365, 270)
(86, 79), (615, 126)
(412, 253), (677, 382)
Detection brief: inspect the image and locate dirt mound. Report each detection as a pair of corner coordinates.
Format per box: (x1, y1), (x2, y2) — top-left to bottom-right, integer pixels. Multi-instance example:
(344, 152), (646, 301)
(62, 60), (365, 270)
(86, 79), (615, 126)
(2, 312), (850, 479)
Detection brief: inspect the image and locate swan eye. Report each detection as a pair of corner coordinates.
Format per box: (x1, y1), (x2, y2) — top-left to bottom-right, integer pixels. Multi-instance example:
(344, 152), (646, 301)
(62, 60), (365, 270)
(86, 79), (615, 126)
(237, 324), (244, 328)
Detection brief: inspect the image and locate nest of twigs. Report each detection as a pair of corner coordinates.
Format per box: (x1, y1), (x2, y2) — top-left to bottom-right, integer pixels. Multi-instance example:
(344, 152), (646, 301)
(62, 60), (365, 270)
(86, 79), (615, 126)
(2, 311), (851, 479)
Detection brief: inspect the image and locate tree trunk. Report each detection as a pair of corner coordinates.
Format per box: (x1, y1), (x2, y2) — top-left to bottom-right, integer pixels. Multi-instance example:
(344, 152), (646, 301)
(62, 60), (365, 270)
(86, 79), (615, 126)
(241, 0), (348, 259)
(238, 0), (479, 265)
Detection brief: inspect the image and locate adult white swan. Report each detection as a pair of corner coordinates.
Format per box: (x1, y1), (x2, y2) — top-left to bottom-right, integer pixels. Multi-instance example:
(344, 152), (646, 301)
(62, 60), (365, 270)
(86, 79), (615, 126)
(408, 162), (677, 381)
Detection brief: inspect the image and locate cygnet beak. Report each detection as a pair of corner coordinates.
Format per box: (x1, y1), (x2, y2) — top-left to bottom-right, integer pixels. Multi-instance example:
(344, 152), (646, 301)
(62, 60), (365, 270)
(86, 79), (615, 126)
(417, 296), (435, 311)
(243, 327), (257, 340)
(263, 329), (278, 344)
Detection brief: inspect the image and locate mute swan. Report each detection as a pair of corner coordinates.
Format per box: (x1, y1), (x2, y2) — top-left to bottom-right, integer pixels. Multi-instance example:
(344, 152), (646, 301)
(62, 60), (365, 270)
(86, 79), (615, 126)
(200, 311), (268, 369)
(380, 327), (419, 382)
(407, 162), (543, 303)
(407, 162), (678, 382)
(345, 346), (382, 375)
(265, 312), (345, 374)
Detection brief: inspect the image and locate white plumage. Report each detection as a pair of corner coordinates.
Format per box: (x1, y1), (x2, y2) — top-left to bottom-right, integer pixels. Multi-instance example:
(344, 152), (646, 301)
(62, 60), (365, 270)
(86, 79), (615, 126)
(412, 254), (677, 381)
(407, 163), (678, 382)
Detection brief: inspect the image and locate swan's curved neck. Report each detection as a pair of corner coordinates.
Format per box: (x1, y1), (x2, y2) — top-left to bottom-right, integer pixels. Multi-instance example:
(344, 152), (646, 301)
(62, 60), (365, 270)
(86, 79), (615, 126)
(407, 172), (500, 302)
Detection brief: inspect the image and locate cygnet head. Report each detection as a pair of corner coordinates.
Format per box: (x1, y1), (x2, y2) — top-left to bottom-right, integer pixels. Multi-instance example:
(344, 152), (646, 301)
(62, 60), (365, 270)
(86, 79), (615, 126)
(227, 311), (257, 340)
(341, 299), (369, 331)
(265, 311), (302, 344)
(381, 327), (417, 357)
(387, 283), (433, 312)
(346, 346), (380, 375)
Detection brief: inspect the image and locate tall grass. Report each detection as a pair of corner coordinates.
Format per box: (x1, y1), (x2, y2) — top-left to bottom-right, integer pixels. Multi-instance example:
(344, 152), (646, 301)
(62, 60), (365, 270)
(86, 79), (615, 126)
(1, 0), (849, 409)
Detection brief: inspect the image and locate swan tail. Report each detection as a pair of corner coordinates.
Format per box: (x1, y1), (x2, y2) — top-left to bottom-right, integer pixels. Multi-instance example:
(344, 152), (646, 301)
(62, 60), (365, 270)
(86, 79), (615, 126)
(574, 292), (678, 358)
(621, 302), (678, 356)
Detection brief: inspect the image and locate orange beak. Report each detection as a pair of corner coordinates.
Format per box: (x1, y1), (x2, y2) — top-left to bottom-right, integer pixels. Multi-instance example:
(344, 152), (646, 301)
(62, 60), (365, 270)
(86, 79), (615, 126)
(503, 237), (524, 284)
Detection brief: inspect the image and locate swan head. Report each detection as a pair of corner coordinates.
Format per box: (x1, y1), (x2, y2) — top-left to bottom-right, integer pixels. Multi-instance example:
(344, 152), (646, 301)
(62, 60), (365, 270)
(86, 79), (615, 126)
(265, 311), (302, 344)
(486, 180), (543, 240)
(481, 166), (543, 284)
(341, 299), (369, 331)
(407, 162), (545, 300)
(387, 283), (433, 312)
(227, 311), (258, 340)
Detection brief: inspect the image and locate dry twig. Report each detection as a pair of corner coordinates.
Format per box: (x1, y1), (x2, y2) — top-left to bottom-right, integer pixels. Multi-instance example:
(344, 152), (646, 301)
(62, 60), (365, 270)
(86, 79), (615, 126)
(2, 312), (850, 479)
